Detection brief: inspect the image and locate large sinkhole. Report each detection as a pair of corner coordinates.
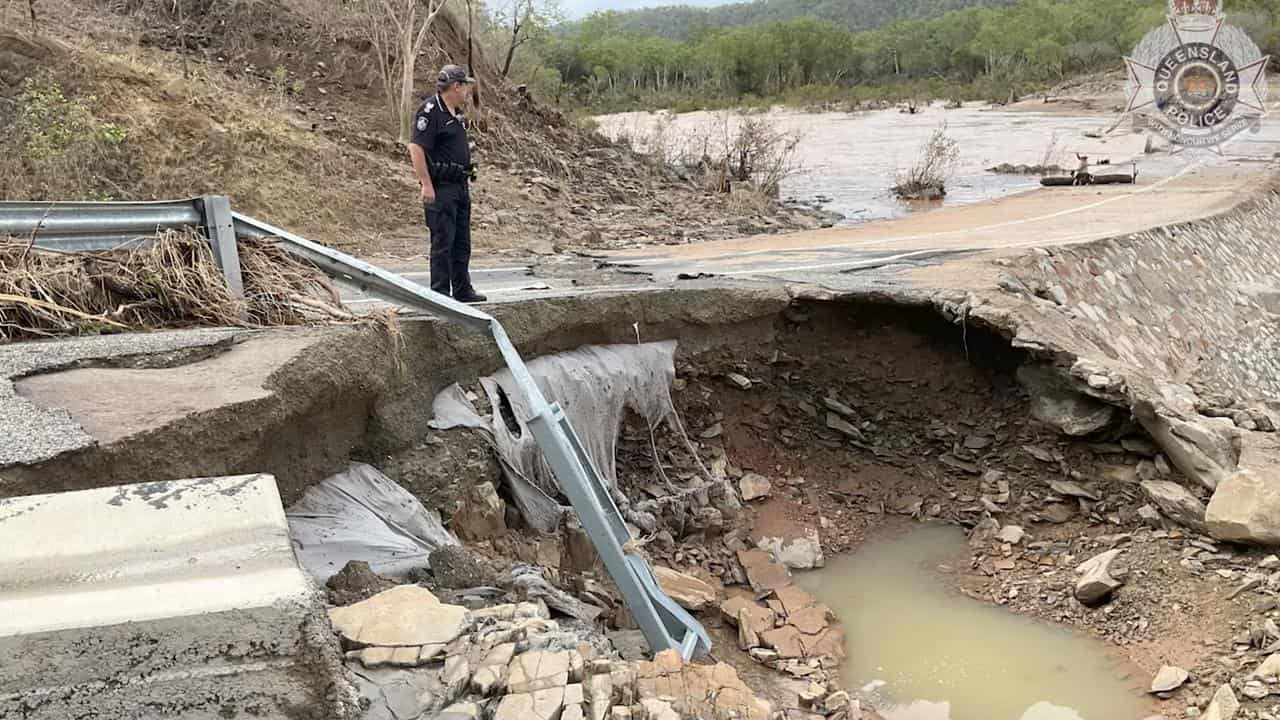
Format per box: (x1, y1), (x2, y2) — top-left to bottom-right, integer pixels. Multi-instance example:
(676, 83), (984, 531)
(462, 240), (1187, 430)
(431, 301), (1186, 719)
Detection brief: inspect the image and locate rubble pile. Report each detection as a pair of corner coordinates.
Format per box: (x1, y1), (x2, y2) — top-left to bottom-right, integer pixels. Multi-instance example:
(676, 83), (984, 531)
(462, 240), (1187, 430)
(331, 585), (788, 720)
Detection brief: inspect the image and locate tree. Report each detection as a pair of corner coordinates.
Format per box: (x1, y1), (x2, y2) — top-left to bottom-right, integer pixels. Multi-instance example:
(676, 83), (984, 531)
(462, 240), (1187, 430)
(351, 0), (454, 144)
(496, 0), (560, 77)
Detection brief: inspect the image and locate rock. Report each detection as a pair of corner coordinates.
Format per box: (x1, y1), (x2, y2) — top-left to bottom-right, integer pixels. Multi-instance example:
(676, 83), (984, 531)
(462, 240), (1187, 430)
(508, 650), (572, 693)
(964, 434), (993, 450)
(640, 698), (680, 720)
(1018, 365), (1117, 436)
(453, 481), (507, 540)
(788, 605), (831, 635)
(824, 691), (850, 712)
(738, 608), (760, 649)
(1249, 653), (1280, 681)
(325, 560), (396, 606)
(700, 423), (724, 440)
(1142, 480), (1208, 533)
(653, 566), (718, 611)
(328, 585), (469, 652)
(826, 413), (865, 441)
(1137, 504), (1163, 527)
(993, 520), (1024, 543)
(1150, 666), (1190, 693)
(438, 702), (483, 720)
(587, 673), (613, 720)
(430, 545), (497, 589)
(721, 597), (777, 638)
(740, 473), (772, 502)
(442, 655), (472, 704)
(1123, 437), (1160, 456)
(1075, 549), (1126, 606)
(1207, 471), (1280, 545)
(472, 643), (517, 695)
(970, 515), (1000, 548)
(773, 585), (818, 616)
(1241, 681), (1270, 700)
(1261, 555), (1280, 570)
(727, 373), (753, 390)
(1137, 409), (1240, 491)
(495, 687), (566, 720)
(1201, 684), (1238, 720)
(761, 625), (806, 658)
(1050, 479), (1100, 501)
(757, 529), (825, 570)
(822, 396), (857, 419)
(738, 549), (793, 592)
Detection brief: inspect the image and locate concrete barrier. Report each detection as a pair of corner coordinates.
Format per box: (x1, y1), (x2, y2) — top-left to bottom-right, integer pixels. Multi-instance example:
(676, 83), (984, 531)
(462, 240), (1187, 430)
(0, 474), (355, 719)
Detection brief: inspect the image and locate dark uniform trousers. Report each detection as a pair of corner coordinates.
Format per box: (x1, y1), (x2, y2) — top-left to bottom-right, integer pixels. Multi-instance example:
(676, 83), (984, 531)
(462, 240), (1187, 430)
(425, 181), (473, 297)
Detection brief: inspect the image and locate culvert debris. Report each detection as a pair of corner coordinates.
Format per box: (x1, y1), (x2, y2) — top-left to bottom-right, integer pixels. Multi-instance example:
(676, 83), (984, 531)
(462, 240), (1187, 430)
(0, 229), (350, 340)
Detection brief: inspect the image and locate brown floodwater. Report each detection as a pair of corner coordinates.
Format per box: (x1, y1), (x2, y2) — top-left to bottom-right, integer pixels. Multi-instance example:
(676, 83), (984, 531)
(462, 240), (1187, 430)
(793, 524), (1156, 720)
(595, 103), (1279, 225)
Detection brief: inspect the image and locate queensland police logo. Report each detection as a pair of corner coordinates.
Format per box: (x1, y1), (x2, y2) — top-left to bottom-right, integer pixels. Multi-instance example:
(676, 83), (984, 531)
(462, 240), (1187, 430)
(1123, 0), (1268, 148)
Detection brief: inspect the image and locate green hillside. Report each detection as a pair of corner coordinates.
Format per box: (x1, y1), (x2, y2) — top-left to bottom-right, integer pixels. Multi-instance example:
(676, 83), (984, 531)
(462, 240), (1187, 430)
(606, 0), (1017, 41)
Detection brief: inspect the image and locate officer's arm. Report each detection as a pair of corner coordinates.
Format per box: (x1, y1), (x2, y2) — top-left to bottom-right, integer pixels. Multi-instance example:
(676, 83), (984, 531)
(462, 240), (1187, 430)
(408, 144), (433, 193)
(409, 108), (437, 193)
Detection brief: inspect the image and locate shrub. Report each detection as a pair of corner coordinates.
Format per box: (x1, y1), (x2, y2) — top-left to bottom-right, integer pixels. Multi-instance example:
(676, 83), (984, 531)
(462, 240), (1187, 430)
(1, 78), (137, 200)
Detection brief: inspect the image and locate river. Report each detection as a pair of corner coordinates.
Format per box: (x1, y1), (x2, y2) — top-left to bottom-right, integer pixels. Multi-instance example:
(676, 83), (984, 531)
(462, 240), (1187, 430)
(594, 103), (1276, 225)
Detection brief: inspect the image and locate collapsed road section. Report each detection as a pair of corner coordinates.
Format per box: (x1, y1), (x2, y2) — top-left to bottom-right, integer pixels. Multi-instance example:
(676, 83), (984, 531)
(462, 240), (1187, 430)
(1, 177), (1280, 718)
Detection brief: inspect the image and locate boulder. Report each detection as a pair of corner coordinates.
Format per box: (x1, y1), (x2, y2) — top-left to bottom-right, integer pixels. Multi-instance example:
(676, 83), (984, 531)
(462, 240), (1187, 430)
(740, 473), (772, 502)
(1141, 480), (1207, 533)
(1149, 665), (1189, 694)
(1018, 365), (1117, 436)
(327, 585), (469, 663)
(1138, 407), (1240, 491)
(756, 529), (825, 570)
(1075, 549), (1126, 606)
(453, 481), (507, 540)
(1207, 471), (1280, 545)
(1201, 684), (1238, 720)
(653, 566), (718, 611)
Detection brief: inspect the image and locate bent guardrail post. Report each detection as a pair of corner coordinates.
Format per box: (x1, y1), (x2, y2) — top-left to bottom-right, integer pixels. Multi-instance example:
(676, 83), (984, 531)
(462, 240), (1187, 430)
(236, 212), (712, 659)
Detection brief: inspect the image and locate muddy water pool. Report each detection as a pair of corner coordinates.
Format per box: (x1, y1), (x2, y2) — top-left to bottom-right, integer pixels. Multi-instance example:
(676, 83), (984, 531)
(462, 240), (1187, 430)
(594, 104), (1276, 224)
(794, 525), (1155, 720)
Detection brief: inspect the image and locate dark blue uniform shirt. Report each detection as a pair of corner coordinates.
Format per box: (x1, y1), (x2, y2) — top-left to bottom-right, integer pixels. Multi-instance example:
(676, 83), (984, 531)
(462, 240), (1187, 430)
(411, 95), (470, 175)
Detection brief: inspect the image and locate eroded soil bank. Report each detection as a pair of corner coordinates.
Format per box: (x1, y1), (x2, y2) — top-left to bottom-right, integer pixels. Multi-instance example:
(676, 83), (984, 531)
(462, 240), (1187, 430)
(6, 289), (1275, 719)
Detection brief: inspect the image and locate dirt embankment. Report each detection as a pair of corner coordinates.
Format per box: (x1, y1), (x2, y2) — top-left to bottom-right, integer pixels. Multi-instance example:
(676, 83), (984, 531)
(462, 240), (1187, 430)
(0, 1), (819, 260)
(8, 286), (1279, 718)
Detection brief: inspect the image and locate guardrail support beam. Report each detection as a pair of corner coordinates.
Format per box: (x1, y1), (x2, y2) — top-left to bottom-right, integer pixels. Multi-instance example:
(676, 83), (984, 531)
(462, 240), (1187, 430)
(199, 195), (244, 298)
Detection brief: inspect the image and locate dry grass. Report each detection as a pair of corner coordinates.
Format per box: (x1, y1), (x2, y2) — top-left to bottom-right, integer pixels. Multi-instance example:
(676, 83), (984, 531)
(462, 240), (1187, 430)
(0, 228), (350, 340)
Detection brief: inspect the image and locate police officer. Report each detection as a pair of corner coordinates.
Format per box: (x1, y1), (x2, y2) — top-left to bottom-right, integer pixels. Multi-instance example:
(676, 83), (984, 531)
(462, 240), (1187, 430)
(408, 64), (485, 302)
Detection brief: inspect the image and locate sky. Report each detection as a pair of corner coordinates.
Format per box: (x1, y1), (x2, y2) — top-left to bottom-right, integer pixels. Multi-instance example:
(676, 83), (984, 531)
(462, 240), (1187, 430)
(559, 0), (735, 20)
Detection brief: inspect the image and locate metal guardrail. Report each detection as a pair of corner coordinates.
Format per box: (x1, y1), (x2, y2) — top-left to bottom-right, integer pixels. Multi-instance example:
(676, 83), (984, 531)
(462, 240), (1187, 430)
(0, 197), (710, 660)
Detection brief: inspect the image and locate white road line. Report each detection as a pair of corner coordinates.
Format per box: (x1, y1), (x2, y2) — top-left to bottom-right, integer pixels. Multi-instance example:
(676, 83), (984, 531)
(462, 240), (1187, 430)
(616, 164), (1203, 268)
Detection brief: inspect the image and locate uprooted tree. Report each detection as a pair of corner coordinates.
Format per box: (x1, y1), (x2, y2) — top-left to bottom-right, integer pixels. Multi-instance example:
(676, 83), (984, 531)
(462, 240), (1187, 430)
(351, 0), (454, 144)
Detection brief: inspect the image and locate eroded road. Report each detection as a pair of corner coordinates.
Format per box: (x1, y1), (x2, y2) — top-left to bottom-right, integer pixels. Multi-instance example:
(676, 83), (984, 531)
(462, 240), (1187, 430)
(340, 160), (1272, 310)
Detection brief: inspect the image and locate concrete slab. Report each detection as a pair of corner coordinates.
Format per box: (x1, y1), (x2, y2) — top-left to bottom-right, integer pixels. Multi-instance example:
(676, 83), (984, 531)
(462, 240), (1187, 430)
(0, 474), (354, 719)
(15, 333), (320, 446)
(0, 328), (240, 467)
